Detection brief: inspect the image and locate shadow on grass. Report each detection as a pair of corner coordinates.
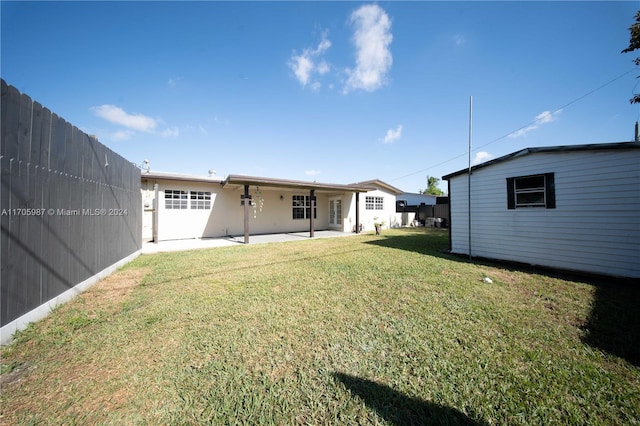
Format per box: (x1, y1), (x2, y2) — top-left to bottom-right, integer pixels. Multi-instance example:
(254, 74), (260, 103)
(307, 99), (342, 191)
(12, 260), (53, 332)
(581, 281), (640, 367)
(333, 372), (487, 426)
(367, 230), (640, 367)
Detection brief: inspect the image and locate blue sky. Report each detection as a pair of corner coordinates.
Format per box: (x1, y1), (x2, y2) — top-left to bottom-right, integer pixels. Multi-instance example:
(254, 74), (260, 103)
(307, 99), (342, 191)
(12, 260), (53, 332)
(2, 1), (638, 193)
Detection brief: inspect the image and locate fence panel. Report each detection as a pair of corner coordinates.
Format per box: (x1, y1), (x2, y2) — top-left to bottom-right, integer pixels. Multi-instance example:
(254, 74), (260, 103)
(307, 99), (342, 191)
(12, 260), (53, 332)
(2, 85), (20, 159)
(1, 155), (10, 319)
(17, 93), (32, 163)
(0, 80), (7, 150)
(1, 79), (142, 328)
(38, 105), (52, 169)
(433, 204), (449, 222)
(30, 102), (43, 165)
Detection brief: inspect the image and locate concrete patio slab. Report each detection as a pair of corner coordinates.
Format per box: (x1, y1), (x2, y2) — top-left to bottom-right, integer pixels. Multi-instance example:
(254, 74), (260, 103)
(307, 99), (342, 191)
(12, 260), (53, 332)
(141, 230), (356, 254)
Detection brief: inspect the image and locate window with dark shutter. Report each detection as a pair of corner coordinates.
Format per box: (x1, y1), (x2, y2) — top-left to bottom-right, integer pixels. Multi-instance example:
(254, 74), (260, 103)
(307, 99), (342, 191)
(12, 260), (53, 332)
(506, 173), (555, 209)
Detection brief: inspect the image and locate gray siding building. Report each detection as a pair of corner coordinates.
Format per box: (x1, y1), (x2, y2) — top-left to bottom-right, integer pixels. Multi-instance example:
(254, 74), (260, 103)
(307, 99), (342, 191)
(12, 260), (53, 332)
(443, 142), (640, 279)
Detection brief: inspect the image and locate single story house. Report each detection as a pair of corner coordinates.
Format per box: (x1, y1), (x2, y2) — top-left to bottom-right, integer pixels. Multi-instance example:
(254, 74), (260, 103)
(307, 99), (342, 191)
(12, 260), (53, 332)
(442, 141), (640, 279)
(141, 172), (407, 243)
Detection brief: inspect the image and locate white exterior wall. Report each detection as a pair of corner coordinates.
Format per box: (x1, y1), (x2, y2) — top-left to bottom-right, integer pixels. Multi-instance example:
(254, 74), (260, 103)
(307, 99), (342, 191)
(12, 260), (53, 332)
(448, 149), (640, 278)
(141, 179), (225, 241)
(209, 187), (333, 236)
(142, 178), (351, 240)
(345, 188), (399, 232)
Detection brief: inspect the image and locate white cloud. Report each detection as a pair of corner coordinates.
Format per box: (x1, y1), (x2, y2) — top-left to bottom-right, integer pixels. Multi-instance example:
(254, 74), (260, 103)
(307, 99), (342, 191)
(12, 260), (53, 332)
(317, 61), (330, 75)
(535, 110), (561, 124)
(383, 125), (403, 144)
(111, 130), (134, 141)
(290, 54), (314, 86)
(454, 34), (466, 46)
(289, 33), (332, 88)
(344, 4), (393, 93)
(305, 169), (321, 176)
(508, 127), (532, 139)
(473, 151), (494, 165)
(91, 104), (157, 132)
(315, 38), (331, 55)
(160, 127), (180, 137)
(508, 109), (562, 138)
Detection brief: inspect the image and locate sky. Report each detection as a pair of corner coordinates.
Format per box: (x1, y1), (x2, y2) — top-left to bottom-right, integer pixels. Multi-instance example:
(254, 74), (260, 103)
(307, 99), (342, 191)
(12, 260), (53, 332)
(2, 1), (639, 194)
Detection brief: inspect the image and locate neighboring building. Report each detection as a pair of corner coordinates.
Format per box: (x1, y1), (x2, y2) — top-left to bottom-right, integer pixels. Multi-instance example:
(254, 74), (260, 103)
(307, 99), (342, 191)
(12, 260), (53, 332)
(395, 192), (441, 227)
(397, 192), (438, 207)
(442, 142), (640, 279)
(141, 173), (405, 242)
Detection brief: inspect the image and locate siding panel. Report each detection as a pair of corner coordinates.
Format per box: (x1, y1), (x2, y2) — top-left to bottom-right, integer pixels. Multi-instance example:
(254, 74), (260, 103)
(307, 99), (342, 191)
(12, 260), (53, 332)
(447, 148), (640, 278)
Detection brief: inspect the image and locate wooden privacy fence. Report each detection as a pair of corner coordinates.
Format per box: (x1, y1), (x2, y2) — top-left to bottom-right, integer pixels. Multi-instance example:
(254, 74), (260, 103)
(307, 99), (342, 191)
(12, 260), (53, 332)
(416, 203), (450, 226)
(1, 79), (141, 329)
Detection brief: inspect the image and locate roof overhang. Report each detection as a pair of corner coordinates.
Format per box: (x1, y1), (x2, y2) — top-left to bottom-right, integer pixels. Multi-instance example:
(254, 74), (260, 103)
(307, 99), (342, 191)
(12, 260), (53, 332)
(141, 171), (224, 184)
(443, 141), (640, 180)
(352, 179), (404, 195)
(223, 174), (374, 193)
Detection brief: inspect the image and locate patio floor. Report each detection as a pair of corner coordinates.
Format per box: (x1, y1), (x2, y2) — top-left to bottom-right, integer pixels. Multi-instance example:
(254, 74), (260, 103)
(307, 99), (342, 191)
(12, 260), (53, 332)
(141, 230), (356, 254)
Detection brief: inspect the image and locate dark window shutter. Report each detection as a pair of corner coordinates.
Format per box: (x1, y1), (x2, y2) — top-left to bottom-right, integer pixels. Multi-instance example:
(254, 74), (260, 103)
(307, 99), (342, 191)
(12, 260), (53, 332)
(506, 178), (515, 209)
(545, 173), (556, 209)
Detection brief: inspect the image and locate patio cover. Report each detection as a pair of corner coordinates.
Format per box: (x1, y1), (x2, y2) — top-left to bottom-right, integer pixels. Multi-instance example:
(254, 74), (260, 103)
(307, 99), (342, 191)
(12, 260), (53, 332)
(223, 174), (375, 243)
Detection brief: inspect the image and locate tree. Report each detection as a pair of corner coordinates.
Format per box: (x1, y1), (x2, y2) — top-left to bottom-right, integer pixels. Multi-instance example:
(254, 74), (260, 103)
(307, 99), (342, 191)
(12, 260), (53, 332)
(420, 176), (444, 196)
(622, 10), (640, 104)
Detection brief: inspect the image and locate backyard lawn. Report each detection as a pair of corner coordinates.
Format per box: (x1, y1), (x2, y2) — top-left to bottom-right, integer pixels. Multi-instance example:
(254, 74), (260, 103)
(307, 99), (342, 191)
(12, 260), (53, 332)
(1, 228), (638, 425)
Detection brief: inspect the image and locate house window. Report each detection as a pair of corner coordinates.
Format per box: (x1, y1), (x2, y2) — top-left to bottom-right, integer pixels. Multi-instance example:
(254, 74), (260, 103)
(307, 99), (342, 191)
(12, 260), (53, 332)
(165, 190), (188, 209)
(292, 195), (317, 219)
(365, 196), (384, 210)
(507, 173), (555, 209)
(190, 191), (211, 209)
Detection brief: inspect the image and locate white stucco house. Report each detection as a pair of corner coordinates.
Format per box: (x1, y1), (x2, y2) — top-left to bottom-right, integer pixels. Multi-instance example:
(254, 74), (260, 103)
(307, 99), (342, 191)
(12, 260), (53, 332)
(141, 172), (407, 243)
(442, 141), (640, 279)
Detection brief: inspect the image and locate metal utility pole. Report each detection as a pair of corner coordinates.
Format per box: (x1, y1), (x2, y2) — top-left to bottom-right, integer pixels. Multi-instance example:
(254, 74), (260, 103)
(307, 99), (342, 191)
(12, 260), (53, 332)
(468, 96), (473, 259)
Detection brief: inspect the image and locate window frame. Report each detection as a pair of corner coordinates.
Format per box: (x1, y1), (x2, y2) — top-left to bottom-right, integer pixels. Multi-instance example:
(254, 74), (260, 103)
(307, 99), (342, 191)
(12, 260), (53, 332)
(292, 195), (317, 220)
(506, 173), (555, 209)
(165, 189), (188, 209)
(190, 191), (212, 210)
(365, 196), (384, 210)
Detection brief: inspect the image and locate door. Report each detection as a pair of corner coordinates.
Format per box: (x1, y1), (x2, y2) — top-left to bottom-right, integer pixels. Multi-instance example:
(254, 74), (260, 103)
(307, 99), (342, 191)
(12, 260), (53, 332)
(329, 198), (342, 229)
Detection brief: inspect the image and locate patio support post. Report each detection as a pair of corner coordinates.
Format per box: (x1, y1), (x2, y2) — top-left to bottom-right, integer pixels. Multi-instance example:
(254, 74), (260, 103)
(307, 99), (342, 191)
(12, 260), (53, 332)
(243, 184), (251, 244)
(309, 189), (315, 238)
(152, 183), (159, 243)
(355, 192), (360, 233)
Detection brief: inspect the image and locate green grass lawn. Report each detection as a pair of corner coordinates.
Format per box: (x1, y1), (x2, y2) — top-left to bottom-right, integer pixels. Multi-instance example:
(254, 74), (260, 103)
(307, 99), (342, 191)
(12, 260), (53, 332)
(1, 228), (639, 425)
